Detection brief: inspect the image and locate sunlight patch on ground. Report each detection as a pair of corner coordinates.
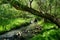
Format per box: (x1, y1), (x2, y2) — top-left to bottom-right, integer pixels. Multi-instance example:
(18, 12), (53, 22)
(0, 18), (31, 32)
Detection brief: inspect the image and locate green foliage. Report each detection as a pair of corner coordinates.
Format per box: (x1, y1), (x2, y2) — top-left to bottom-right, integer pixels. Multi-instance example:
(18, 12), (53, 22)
(0, 3), (34, 33)
(30, 29), (60, 40)
(0, 0), (60, 40)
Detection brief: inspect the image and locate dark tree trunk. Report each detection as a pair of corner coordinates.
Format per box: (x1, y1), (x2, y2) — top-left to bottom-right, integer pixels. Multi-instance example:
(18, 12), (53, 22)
(4, 0), (60, 28)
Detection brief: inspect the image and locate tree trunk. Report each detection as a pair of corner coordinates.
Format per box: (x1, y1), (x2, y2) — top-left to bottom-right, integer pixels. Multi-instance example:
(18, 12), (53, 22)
(5, 1), (60, 28)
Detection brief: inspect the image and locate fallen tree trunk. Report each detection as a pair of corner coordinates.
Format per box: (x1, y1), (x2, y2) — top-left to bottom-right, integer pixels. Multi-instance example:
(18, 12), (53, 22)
(4, 1), (60, 28)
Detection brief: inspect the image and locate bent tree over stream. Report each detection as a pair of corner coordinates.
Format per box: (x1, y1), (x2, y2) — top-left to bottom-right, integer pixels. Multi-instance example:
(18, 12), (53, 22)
(0, 0), (60, 40)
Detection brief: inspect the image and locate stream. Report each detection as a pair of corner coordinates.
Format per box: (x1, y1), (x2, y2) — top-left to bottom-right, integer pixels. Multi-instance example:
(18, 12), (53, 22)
(0, 23), (35, 40)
